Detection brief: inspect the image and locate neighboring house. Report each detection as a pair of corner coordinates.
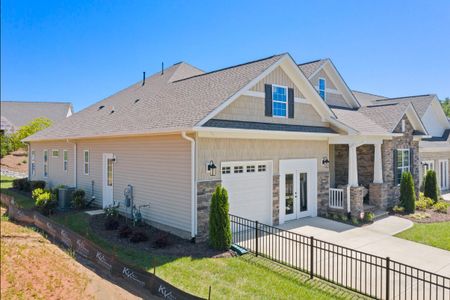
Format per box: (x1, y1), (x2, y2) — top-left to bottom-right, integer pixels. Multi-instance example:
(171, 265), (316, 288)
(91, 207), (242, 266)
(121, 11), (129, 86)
(353, 93), (450, 192)
(0, 101), (73, 134)
(23, 53), (438, 240)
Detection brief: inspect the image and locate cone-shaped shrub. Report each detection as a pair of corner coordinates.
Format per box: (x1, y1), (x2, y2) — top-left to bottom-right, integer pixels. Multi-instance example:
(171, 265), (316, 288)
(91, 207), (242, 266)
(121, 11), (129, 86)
(423, 170), (439, 203)
(400, 171), (416, 213)
(209, 186), (232, 250)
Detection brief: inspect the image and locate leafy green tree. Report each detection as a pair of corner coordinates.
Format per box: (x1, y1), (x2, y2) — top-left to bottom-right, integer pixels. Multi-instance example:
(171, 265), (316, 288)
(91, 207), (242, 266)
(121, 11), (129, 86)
(442, 98), (450, 117)
(400, 171), (416, 213)
(209, 186), (232, 250)
(423, 170), (439, 203)
(10, 117), (52, 150)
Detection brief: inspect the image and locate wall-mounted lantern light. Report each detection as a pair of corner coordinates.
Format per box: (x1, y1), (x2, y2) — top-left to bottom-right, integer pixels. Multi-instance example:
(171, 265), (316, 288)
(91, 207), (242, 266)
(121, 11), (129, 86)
(321, 156), (330, 167)
(207, 160), (217, 176)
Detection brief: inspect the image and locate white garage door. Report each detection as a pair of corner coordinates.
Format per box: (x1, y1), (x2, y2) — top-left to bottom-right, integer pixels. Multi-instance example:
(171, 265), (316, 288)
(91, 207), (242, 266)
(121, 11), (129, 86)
(221, 161), (272, 225)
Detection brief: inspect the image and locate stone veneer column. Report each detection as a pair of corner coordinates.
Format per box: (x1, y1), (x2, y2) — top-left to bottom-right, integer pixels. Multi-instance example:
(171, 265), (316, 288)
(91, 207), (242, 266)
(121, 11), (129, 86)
(272, 175), (280, 225)
(350, 186), (364, 216)
(317, 172), (330, 216)
(196, 180), (221, 241)
(369, 183), (389, 209)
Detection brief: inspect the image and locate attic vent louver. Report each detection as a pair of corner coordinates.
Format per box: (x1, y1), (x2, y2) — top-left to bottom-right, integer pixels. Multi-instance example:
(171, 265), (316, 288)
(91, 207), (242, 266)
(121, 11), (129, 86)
(134, 99), (140, 104)
(98, 105), (105, 110)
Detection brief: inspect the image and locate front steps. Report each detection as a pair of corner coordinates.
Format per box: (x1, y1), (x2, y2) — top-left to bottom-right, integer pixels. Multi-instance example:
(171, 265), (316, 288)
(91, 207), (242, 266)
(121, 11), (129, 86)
(363, 204), (389, 220)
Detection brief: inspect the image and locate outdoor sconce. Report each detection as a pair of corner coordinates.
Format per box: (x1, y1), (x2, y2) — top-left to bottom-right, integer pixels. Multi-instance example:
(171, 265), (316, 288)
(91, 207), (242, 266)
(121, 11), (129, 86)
(321, 157), (330, 167)
(207, 160), (217, 176)
(421, 162), (428, 168)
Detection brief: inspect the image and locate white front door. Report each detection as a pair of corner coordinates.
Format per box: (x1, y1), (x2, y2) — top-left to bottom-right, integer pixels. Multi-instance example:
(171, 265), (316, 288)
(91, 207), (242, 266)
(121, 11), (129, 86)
(280, 159), (317, 224)
(438, 159), (449, 191)
(102, 153), (114, 208)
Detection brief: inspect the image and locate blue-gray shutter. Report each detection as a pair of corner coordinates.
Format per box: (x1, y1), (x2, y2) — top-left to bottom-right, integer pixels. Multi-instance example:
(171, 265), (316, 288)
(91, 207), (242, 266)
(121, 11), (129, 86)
(288, 88), (294, 118)
(264, 84), (272, 117)
(410, 148), (414, 177)
(393, 149), (398, 184)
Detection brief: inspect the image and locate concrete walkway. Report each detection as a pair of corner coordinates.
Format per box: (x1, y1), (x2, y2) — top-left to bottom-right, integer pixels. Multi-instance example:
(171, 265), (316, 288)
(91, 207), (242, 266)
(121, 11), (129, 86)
(278, 216), (450, 277)
(442, 192), (450, 201)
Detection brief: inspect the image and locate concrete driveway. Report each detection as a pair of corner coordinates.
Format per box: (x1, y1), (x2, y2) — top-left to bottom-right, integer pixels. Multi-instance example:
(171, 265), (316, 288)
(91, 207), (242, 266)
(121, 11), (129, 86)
(278, 216), (450, 277)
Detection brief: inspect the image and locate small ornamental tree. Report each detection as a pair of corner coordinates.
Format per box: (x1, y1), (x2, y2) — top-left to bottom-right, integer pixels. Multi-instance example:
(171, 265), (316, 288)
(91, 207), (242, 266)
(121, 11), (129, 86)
(209, 186), (232, 250)
(423, 170), (439, 203)
(400, 171), (416, 213)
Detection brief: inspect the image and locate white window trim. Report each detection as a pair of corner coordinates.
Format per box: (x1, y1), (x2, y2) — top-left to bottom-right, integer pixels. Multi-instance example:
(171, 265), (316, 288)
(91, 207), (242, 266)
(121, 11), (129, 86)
(396, 149), (410, 185)
(318, 77), (326, 101)
(272, 84), (288, 118)
(31, 150), (36, 176)
(52, 149), (59, 158)
(83, 150), (90, 175)
(438, 159), (449, 190)
(43, 149), (48, 178)
(63, 149), (68, 172)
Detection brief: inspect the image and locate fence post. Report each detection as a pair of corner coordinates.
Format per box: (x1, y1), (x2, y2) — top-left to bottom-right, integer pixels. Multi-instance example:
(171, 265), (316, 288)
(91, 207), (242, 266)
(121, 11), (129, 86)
(255, 220), (259, 257)
(310, 236), (314, 279)
(385, 257), (390, 300)
(208, 286), (211, 300)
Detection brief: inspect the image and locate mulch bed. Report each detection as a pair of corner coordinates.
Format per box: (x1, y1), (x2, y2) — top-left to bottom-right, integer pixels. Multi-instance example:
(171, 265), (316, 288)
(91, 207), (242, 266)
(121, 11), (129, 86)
(391, 201), (450, 223)
(89, 213), (233, 258)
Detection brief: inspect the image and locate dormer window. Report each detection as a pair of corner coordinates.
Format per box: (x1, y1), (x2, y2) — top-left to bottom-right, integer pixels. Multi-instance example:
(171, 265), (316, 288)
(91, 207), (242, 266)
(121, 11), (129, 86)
(318, 78), (326, 100)
(272, 85), (288, 118)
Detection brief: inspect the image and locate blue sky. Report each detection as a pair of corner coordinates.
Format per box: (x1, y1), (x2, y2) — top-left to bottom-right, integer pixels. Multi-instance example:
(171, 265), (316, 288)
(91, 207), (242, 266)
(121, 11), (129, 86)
(2, 0), (449, 111)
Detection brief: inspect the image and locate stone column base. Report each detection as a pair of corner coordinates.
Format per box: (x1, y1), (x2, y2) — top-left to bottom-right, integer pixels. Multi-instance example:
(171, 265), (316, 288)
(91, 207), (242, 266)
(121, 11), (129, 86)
(369, 183), (389, 209)
(196, 180), (221, 242)
(350, 186), (365, 216)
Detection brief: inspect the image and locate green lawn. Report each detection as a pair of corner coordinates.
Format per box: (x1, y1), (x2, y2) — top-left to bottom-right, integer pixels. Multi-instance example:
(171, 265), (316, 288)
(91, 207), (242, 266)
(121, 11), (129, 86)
(395, 222), (450, 251)
(0, 175), (35, 209)
(1, 175), (364, 299)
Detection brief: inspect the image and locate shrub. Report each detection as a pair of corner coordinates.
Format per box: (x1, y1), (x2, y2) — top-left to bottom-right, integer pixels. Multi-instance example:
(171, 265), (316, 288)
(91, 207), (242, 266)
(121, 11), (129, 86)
(332, 213), (340, 221)
(104, 217), (119, 230)
(209, 186), (232, 250)
(72, 189), (86, 209)
(32, 188), (45, 201)
(339, 214), (348, 222)
(104, 205), (119, 218)
(129, 230), (148, 243)
(423, 170), (439, 203)
(364, 212), (374, 222)
(400, 172), (416, 214)
(35, 189), (57, 215)
(118, 225), (133, 238)
(392, 205), (405, 214)
(351, 217), (359, 225)
(30, 180), (46, 190)
(153, 232), (170, 248)
(12, 178), (28, 190)
(415, 199), (428, 211)
(433, 201), (449, 214)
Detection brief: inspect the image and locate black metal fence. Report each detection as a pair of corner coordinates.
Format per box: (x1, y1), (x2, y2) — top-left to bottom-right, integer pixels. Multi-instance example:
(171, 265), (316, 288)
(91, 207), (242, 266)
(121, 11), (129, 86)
(230, 214), (450, 300)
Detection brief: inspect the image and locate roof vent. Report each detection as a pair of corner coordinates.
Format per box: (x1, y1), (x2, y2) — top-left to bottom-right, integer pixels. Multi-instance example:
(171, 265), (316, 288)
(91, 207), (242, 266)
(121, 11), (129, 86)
(110, 106), (115, 114)
(142, 72), (146, 86)
(134, 99), (140, 104)
(98, 105), (105, 110)
(161, 62), (164, 75)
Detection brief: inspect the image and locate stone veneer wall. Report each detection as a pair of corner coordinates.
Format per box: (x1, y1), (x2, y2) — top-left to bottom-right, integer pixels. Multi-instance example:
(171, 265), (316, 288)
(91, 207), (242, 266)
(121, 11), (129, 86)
(317, 171), (330, 215)
(382, 116), (420, 208)
(196, 180), (221, 241)
(333, 144), (374, 189)
(272, 175), (280, 225)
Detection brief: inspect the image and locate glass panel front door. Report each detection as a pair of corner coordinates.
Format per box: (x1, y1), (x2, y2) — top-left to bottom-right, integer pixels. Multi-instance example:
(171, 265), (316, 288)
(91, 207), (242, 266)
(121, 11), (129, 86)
(285, 174), (294, 216)
(299, 173), (307, 212)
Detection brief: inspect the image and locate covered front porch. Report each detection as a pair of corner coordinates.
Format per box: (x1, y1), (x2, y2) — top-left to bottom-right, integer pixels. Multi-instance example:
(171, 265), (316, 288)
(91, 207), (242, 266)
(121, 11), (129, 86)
(326, 137), (390, 217)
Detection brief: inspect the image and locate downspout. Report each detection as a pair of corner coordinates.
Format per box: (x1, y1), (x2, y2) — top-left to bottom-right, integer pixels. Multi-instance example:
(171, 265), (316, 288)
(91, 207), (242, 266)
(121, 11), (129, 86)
(66, 139), (77, 188)
(27, 143), (31, 179)
(181, 132), (196, 239)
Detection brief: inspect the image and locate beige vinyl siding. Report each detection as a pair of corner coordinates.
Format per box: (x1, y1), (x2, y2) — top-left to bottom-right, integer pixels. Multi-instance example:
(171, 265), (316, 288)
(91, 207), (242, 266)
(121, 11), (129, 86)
(75, 135), (192, 234)
(197, 138), (329, 181)
(29, 141), (75, 187)
(215, 95), (328, 127)
(251, 66), (305, 98)
(310, 69), (337, 90)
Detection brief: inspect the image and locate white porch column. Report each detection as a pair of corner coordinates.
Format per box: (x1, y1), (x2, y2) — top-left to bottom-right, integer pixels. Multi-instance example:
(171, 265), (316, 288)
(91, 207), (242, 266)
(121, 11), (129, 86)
(348, 144), (359, 187)
(373, 142), (383, 184)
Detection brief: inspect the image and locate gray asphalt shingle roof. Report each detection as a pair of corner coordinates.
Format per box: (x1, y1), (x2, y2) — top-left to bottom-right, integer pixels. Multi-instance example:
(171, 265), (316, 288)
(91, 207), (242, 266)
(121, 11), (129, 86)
(298, 59), (327, 78)
(25, 55), (284, 141)
(331, 107), (388, 134)
(0, 101), (72, 129)
(204, 119), (336, 134)
(372, 95), (435, 117)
